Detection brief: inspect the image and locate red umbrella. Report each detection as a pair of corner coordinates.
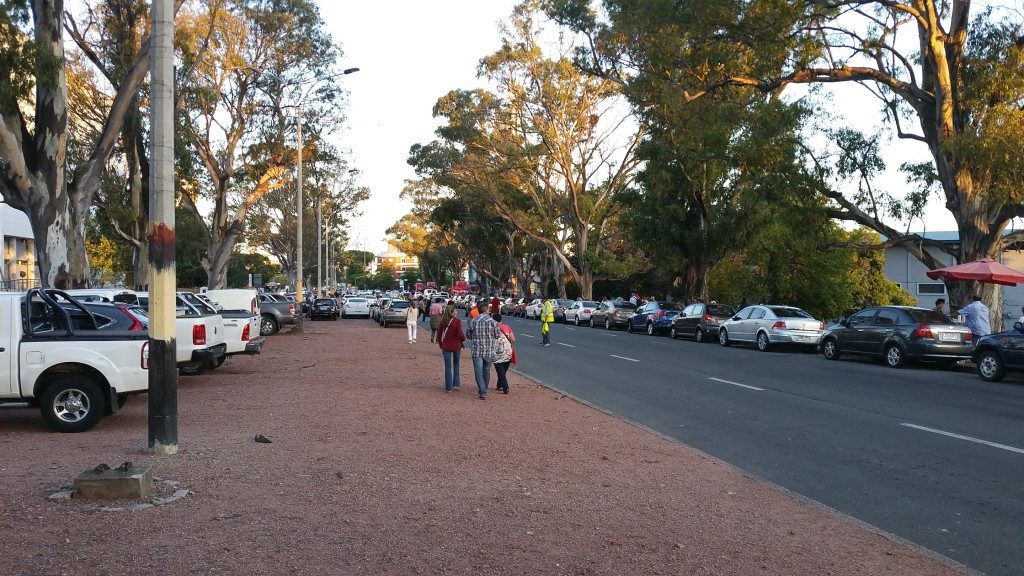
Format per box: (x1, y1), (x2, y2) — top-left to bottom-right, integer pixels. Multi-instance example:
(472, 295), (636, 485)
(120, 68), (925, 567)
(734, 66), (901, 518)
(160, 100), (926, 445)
(925, 258), (1024, 286)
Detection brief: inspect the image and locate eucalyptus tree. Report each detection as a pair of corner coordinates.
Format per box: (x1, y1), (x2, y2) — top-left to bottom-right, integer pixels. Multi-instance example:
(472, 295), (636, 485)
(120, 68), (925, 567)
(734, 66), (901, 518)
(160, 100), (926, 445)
(177, 0), (345, 288)
(548, 0), (1024, 307)
(411, 2), (642, 299)
(0, 0), (182, 287)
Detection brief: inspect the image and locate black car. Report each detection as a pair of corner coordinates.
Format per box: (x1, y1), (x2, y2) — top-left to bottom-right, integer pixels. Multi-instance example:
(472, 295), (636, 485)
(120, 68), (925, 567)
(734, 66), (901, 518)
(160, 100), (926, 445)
(819, 306), (973, 368)
(309, 298), (339, 320)
(590, 300), (638, 330)
(973, 321), (1024, 381)
(670, 302), (736, 343)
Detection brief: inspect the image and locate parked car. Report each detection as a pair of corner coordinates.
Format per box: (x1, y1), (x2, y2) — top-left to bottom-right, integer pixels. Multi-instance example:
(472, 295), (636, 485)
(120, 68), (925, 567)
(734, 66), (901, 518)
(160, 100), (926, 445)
(550, 299), (574, 323)
(507, 298), (526, 317)
(719, 305), (825, 351)
(53, 299), (147, 331)
(500, 297), (517, 315)
(309, 298), (339, 320)
(339, 297), (368, 318)
(370, 298), (391, 322)
(525, 298), (544, 319)
(819, 306), (973, 368)
(380, 299), (411, 327)
(566, 300), (600, 326)
(670, 302), (736, 343)
(973, 321), (1024, 381)
(589, 300), (637, 330)
(256, 292), (298, 336)
(627, 301), (685, 335)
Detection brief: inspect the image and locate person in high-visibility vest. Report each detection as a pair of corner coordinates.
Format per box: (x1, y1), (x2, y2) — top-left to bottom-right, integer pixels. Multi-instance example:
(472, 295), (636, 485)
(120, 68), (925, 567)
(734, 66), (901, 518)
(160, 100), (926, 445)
(540, 297), (555, 346)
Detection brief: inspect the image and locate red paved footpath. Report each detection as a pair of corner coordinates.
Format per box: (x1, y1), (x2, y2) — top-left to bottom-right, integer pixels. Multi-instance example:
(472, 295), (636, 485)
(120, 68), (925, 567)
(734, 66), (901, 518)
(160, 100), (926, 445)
(0, 317), (976, 575)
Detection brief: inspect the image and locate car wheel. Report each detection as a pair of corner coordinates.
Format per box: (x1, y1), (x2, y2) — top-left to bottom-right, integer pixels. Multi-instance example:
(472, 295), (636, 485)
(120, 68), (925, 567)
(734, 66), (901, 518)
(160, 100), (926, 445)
(646, 322), (655, 336)
(210, 356), (226, 369)
(179, 361), (206, 376)
(885, 344), (906, 368)
(821, 338), (841, 360)
(977, 350), (1006, 382)
(695, 328), (705, 343)
(756, 332), (770, 352)
(605, 318), (611, 330)
(260, 315), (279, 336)
(719, 328), (731, 347)
(669, 326), (678, 339)
(40, 376), (104, 433)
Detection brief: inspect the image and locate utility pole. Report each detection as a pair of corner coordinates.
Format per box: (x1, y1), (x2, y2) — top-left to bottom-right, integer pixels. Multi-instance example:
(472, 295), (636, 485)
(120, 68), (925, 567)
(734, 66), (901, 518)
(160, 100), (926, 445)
(294, 105), (304, 331)
(317, 196), (322, 296)
(148, 0), (178, 455)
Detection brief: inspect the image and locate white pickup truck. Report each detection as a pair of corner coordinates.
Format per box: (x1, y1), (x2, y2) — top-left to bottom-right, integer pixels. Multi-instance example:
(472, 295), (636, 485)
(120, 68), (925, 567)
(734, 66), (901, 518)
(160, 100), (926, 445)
(137, 292), (227, 375)
(183, 290), (265, 361)
(0, 289), (149, 432)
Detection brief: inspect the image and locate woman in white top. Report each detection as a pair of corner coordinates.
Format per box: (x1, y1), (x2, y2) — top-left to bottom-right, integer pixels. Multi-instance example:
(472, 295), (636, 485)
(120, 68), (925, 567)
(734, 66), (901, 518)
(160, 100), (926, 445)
(405, 302), (420, 343)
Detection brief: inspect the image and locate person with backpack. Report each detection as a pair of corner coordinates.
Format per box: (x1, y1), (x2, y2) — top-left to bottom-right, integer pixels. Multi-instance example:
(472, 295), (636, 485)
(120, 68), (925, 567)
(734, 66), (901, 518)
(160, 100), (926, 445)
(493, 314), (516, 394)
(437, 305), (466, 392)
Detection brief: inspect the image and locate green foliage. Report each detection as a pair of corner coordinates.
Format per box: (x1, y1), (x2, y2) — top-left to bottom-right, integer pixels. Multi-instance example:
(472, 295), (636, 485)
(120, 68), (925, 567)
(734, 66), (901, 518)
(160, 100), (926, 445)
(371, 265), (396, 290)
(227, 252), (281, 288)
(0, 1), (33, 115)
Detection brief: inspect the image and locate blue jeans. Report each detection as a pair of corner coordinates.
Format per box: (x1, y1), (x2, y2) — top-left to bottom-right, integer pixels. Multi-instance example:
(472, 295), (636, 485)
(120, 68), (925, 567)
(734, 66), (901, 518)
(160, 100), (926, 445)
(471, 356), (492, 397)
(442, 349), (461, 391)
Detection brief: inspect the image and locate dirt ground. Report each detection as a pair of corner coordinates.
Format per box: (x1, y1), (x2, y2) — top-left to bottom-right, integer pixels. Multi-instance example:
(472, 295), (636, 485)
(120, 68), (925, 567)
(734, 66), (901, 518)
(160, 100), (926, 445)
(0, 316), (974, 575)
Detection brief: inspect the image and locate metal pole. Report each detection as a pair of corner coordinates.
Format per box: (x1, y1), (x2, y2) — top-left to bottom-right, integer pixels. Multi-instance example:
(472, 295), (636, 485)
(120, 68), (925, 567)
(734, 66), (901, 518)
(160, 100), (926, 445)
(317, 196), (322, 296)
(295, 105), (304, 331)
(148, 0), (178, 455)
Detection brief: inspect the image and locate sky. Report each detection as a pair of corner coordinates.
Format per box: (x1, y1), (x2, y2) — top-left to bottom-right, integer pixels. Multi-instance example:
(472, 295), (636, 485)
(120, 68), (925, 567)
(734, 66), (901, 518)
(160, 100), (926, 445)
(318, 1), (522, 254)
(317, 1), (962, 256)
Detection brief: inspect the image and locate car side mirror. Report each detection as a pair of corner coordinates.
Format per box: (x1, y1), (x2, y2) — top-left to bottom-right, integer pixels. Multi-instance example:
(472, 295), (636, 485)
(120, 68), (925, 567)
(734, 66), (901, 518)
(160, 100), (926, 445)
(1014, 321), (1023, 333)
(731, 316), (741, 321)
(840, 318), (850, 327)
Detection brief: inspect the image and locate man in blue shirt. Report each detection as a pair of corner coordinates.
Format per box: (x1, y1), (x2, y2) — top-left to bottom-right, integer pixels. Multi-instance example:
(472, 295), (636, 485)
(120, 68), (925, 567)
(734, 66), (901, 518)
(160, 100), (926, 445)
(958, 295), (991, 338)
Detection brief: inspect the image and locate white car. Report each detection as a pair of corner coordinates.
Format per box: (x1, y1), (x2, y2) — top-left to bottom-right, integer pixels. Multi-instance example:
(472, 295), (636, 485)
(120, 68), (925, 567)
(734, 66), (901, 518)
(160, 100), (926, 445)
(525, 298), (544, 319)
(341, 297), (370, 318)
(718, 304), (825, 351)
(566, 300), (600, 326)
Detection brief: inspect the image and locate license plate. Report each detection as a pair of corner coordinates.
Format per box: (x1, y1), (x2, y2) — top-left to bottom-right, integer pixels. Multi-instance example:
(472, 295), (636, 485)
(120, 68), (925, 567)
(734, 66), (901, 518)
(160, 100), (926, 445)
(792, 336), (813, 343)
(939, 332), (961, 342)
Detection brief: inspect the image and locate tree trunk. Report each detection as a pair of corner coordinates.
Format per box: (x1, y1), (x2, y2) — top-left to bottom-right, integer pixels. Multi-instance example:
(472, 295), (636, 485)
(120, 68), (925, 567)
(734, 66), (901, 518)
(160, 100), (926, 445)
(681, 261), (711, 302)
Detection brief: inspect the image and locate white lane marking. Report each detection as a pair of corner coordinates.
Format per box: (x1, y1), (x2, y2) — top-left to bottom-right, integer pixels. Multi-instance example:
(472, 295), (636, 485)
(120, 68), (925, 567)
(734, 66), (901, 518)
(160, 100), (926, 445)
(708, 377), (764, 391)
(610, 354), (639, 362)
(557, 343), (576, 348)
(565, 326), (577, 331)
(599, 332), (619, 336)
(519, 333), (536, 338)
(900, 423), (1024, 455)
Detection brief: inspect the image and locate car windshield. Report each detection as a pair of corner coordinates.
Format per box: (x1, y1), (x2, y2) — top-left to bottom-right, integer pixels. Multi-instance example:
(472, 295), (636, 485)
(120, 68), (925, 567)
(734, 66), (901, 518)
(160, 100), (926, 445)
(905, 308), (951, 323)
(659, 301), (684, 310)
(556, 300), (574, 307)
(768, 306), (812, 318)
(707, 304), (735, 316)
(391, 301), (410, 309)
(615, 303), (637, 310)
(580, 301), (598, 307)
(315, 299), (334, 305)
(347, 298), (366, 303)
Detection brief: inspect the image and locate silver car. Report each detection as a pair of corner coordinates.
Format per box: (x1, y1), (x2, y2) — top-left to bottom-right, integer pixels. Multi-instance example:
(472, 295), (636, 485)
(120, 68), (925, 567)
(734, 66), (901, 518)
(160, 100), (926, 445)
(341, 297), (370, 318)
(718, 305), (825, 351)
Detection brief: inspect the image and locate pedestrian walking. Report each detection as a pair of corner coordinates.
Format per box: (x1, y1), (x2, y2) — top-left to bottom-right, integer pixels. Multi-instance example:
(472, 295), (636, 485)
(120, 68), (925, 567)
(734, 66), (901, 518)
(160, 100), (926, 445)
(934, 298), (946, 315)
(405, 300), (419, 343)
(417, 296), (427, 324)
(437, 305), (465, 392)
(958, 295), (991, 339)
(494, 314), (516, 394)
(490, 294), (502, 320)
(540, 297), (555, 346)
(466, 300), (502, 400)
(428, 297), (444, 342)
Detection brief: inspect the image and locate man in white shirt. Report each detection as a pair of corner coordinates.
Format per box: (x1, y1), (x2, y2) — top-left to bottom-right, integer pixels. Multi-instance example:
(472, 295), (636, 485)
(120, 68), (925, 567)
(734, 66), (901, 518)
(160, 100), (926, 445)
(958, 295), (991, 338)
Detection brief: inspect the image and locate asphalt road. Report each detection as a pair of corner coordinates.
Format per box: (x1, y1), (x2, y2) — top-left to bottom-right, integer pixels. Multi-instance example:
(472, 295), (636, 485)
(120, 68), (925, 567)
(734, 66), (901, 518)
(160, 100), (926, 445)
(503, 314), (1024, 576)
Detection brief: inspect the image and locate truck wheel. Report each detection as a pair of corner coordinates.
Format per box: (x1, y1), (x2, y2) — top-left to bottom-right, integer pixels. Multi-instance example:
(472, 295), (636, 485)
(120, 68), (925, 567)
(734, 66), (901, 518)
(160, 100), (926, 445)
(179, 362), (207, 376)
(260, 315), (279, 336)
(40, 376), (104, 433)
(211, 356), (225, 369)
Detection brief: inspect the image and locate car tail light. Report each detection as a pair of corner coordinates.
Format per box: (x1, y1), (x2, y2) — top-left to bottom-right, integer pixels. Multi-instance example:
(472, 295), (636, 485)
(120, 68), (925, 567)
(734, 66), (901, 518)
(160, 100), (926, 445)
(913, 324), (932, 338)
(117, 305), (144, 331)
(141, 341), (149, 369)
(963, 332), (973, 342)
(656, 311), (666, 317)
(818, 322), (825, 330)
(193, 324), (207, 345)
(250, 298), (258, 315)
(241, 323), (250, 342)
(583, 309), (591, 314)
(704, 313), (713, 321)
(288, 304), (296, 315)
(771, 321), (786, 330)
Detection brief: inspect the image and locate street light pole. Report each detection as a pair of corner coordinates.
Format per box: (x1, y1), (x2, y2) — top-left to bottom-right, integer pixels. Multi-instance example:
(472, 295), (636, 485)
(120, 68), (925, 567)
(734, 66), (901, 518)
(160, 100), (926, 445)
(295, 104), (305, 331)
(317, 195), (322, 296)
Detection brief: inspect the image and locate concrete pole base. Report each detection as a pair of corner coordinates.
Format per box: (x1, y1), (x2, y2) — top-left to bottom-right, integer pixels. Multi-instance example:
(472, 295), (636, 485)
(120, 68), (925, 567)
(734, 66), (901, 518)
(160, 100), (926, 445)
(73, 464), (154, 500)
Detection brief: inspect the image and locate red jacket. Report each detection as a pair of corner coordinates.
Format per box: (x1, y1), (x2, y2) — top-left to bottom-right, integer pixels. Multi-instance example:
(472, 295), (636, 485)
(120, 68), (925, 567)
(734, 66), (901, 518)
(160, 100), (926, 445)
(437, 318), (466, 352)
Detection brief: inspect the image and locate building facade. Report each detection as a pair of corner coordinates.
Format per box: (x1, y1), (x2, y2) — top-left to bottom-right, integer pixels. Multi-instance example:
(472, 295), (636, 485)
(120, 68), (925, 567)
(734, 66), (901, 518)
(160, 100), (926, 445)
(375, 243), (419, 279)
(0, 203), (38, 291)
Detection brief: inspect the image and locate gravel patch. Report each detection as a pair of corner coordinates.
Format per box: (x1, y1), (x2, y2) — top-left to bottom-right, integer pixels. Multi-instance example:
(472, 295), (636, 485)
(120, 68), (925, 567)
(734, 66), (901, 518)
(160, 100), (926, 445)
(0, 318), (973, 575)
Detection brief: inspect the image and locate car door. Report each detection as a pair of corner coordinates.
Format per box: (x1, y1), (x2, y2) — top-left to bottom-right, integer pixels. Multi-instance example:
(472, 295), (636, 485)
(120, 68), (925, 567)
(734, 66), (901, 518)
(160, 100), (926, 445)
(840, 309), (878, 353)
(737, 306), (766, 341)
(866, 308), (900, 352)
(677, 304), (697, 333)
(631, 303), (649, 330)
